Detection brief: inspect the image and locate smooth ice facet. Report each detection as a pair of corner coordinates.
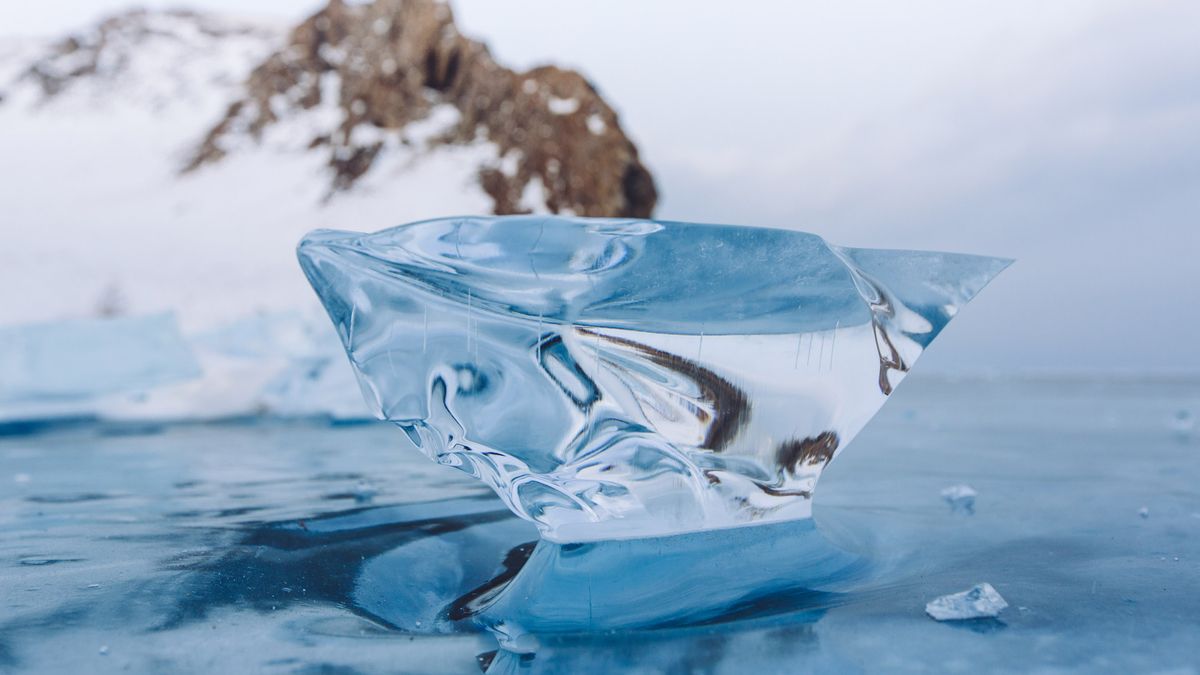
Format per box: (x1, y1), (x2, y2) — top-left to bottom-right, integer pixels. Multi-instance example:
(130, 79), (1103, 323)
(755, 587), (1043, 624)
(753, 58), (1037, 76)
(925, 583), (1009, 621)
(298, 216), (1010, 541)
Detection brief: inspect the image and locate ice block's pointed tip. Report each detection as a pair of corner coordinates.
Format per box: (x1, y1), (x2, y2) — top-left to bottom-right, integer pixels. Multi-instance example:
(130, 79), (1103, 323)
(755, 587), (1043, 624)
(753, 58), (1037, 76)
(296, 228), (358, 261)
(963, 252), (1015, 302)
(296, 229), (371, 353)
(297, 229), (364, 292)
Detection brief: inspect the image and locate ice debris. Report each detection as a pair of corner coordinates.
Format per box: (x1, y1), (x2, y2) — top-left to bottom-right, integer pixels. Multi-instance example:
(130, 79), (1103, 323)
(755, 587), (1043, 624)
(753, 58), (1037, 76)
(0, 313), (199, 407)
(1139, 506), (1150, 519)
(925, 583), (1008, 621)
(0, 312), (369, 424)
(941, 484), (977, 514)
(353, 479), (378, 503)
(1171, 409), (1194, 440)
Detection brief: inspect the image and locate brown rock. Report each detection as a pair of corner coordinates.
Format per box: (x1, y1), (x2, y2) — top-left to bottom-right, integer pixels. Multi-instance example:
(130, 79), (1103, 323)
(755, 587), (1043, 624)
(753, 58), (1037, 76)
(185, 0), (657, 218)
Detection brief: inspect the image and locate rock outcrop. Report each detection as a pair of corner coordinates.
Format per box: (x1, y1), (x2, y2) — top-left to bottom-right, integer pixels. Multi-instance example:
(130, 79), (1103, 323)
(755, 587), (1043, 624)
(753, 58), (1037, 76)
(185, 0), (657, 217)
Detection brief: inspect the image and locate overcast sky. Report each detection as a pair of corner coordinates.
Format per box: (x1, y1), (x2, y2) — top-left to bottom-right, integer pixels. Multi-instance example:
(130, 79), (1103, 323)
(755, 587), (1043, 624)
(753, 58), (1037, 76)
(3, 1), (1198, 373)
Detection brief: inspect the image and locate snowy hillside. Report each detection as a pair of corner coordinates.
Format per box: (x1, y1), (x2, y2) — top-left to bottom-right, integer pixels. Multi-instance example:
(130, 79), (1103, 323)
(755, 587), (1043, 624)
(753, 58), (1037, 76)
(0, 2), (657, 422)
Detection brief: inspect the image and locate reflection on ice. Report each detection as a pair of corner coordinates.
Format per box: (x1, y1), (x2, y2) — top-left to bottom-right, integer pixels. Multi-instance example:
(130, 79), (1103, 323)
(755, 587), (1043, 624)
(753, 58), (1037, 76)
(471, 519), (864, 637)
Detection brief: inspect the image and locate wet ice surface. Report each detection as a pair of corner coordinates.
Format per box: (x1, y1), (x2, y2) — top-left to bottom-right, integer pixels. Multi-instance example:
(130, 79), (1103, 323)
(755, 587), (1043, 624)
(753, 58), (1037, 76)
(2, 377), (1198, 673)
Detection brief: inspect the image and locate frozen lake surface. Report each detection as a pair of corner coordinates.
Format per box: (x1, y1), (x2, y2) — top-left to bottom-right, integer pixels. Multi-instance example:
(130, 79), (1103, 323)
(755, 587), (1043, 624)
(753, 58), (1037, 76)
(2, 376), (1197, 673)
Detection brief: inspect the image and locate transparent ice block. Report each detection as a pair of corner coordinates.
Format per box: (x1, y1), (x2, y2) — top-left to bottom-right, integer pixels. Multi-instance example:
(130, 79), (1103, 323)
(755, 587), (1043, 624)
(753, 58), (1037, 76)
(299, 216), (1009, 541)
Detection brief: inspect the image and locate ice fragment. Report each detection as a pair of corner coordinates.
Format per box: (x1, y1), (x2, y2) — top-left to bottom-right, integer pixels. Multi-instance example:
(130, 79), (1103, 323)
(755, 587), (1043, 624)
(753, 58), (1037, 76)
(0, 314), (199, 406)
(1171, 409), (1194, 440)
(941, 484), (977, 514)
(925, 583), (1008, 621)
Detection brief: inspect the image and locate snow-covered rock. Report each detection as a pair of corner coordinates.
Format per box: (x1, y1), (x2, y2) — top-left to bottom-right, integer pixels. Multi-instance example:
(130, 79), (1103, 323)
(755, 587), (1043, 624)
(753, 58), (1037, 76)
(0, 2), (657, 423)
(0, 1), (655, 329)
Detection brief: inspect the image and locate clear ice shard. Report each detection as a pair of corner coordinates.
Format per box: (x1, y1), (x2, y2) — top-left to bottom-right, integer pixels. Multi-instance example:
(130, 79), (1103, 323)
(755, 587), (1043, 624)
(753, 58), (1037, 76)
(941, 484), (978, 514)
(298, 216), (1010, 541)
(925, 583), (1009, 621)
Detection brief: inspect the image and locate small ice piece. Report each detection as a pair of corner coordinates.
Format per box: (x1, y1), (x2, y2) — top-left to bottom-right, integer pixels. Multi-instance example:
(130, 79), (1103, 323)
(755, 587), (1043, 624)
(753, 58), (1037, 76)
(353, 479), (378, 503)
(941, 484), (977, 514)
(300, 216), (1010, 541)
(98, 645), (109, 656)
(1171, 409), (1194, 440)
(925, 583), (1008, 621)
(1139, 506), (1150, 519)
(13, 473), (31, 484)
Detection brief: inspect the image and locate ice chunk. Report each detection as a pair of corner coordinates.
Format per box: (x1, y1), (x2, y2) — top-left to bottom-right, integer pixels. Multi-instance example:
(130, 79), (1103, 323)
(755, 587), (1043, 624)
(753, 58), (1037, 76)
(1171, 409), (1194, 440)
(1139, 506), (1150, 519)
(941, 484), (977, 514)
(0, 311), (371, 424)
(299, 216), (1010, 541)
(925, 583), (1008, 621)
(353, 479), (378, 503)
(0, 313), (200, 415)
(90, 312), (368, 422)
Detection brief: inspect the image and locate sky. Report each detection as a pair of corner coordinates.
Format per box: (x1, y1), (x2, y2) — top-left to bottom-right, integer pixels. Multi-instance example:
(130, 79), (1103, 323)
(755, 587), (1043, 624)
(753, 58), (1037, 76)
(2, 0), (1198, 373)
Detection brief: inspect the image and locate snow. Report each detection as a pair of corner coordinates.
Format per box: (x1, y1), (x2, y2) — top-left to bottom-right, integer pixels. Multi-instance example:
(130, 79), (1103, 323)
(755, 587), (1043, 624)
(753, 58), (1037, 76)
(498, 148), (522, 177)
(0, 11), (513, 421)
(547, 95), (579, 115)
(0, 18), (498, 332)
(518, 176), (550, 214)
(404, 103), (462, 144)
(586, 113), (606, 135)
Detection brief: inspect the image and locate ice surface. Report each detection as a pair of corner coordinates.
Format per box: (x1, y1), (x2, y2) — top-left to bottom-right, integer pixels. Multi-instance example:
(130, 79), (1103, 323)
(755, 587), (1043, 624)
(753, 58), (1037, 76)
(925, 583), (1008, 621)
(941, 484), (977, 514)
(5, 377), (1200, 671)
(299, 215), (1010, 541)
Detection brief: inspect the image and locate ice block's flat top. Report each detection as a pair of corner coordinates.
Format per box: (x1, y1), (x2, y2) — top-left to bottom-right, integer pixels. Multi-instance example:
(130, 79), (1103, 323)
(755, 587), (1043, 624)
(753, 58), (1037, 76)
(300, 216), (1009, 336)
